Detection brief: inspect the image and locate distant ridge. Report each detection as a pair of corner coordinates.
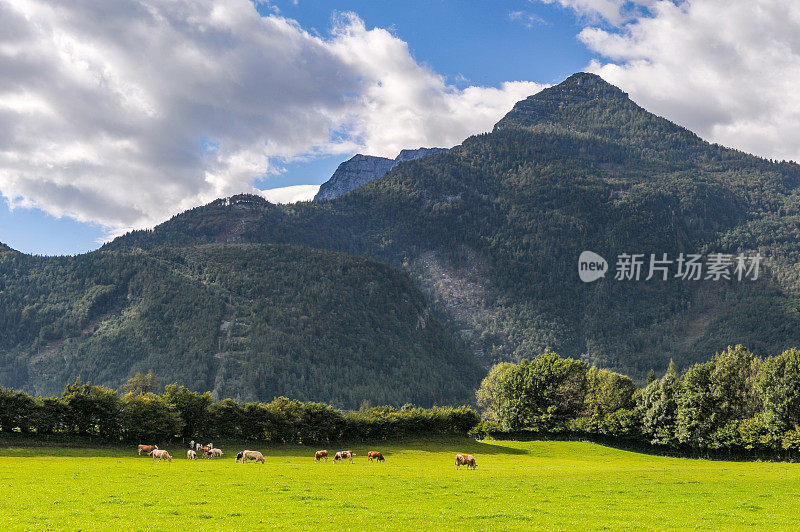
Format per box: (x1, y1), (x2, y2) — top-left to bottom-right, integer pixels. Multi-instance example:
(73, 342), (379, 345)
(314, 147), (449, 201)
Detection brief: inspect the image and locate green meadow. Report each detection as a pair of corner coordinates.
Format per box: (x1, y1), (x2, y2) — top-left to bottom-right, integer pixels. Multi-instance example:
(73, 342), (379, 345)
(1, 439), (798, 530)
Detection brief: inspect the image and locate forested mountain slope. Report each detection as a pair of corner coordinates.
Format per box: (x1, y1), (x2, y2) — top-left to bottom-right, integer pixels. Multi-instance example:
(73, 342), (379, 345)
(0, 243), (481, 407)
(108, 73), (800, 380)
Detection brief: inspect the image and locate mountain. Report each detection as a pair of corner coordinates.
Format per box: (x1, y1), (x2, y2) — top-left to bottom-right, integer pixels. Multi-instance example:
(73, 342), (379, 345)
(107, 73), (800, 382)
(314, 147), (449, 201)
(0, 242), (481, 406)
(0, 243), (12, 253)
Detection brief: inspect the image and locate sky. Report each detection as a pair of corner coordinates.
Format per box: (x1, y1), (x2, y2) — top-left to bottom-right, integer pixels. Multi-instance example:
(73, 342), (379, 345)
(2, 0), (800, 255)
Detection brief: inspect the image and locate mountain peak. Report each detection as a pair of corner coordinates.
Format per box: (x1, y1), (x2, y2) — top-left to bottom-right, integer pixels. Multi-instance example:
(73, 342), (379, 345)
(490, 71), (705, 153)
(555, 72), (627, 99)
(495, 72), (632, 132)
(315, 147), (449, 201)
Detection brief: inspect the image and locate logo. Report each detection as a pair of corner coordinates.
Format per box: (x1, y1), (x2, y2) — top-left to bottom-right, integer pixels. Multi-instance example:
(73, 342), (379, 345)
(578, 251), (762, 284)
(578, 251), (608, 283)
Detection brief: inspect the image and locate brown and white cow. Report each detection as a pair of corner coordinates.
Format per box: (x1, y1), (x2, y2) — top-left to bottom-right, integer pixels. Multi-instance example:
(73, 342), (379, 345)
(150, 449), (172, 463)
(333, 450), (354, 464)
(367, 451), (385, 462)
(210, 448), (223, 458)
(455, 454), (477, 470)
(138, 444), (158, 455)
(314, 450), (328, 463)
(237, 450), (265, 464)
(200, 446), (213, 459)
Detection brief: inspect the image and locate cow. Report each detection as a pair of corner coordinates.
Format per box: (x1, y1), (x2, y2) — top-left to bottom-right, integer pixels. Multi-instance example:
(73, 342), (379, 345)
(195, 442), (202, 452)
(237, 450), (265, 464)
(137, 444), (157, 455)
(200, 446), (212, 459)
(367, 451), (385, 462)
(314, 450), (328, 463)
(189, 440), (195, 449)
(455, 454), (477, 470)
(235, 451), (243, 462)
(210, 448), (223, 458)
(150, 449), (172, 463)
(187, 449), (197, 460)
(333, 450), (354, 464)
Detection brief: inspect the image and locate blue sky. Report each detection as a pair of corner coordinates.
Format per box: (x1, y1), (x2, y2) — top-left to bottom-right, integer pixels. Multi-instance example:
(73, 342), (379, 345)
(3, 1), (798, 255)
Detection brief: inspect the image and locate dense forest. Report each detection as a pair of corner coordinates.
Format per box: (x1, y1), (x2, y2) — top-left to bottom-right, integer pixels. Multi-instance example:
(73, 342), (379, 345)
(0, 243), (481, 407)
(477, 345), (800, 457)
(105, 73), (800, 381)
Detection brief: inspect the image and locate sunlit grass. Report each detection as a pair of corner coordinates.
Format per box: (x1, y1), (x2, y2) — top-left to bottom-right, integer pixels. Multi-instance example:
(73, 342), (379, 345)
(0, 438), (798, 530)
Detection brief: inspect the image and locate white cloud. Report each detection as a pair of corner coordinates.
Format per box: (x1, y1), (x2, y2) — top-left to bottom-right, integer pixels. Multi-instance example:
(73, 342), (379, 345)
(536, 0), (642, 25)
(509, 10), (547, 29)
(0, 1), (544, 233)
(542, 0), (800, 163)
(326, 14), (543, 158)
(259, 184), (320, 204)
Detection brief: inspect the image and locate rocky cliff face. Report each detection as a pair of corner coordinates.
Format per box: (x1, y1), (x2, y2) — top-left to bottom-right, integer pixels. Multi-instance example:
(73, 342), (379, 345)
(314, 147), (449, 201)
(395, 147), (449, 163)
(314, 155), (396, 201)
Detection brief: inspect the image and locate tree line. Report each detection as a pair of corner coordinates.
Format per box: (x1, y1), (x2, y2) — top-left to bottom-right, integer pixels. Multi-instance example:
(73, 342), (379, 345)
(0, 373), (479, 444)
(477, 345), (800, 457)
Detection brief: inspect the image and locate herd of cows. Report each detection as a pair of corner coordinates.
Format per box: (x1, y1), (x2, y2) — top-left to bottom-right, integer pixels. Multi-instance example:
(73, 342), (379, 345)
(135, 442), (479, 469)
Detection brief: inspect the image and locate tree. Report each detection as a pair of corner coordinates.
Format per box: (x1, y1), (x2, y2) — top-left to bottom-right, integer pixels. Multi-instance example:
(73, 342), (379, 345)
(495, 351), (588, 430)
(162, 384), (212, 440)
(61, 378), (122, 438)
(639, 360), (680, 446)
(209, 398), (243, 439)
(0, 387), (35, 432)
(121, 393), (183, 442)
(676, 346), (760, 449)
(584, 367), (637, 418)
(675, 361), (713, 448)
(32, 397), (67, 435)
(121, 371), (160, 395)
(757, 348), (800, 439)
(476, 362), (515, 422)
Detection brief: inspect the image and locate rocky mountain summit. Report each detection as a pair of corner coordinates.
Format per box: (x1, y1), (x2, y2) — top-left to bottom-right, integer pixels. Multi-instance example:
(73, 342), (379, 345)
(314, 147), (448, 201)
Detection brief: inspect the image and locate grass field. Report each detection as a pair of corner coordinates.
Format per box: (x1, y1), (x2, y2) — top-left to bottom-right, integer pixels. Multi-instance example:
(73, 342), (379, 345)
(1, 438), (799, 530)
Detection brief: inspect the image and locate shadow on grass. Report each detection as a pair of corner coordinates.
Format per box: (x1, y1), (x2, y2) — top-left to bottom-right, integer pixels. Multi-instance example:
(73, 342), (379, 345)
(486, 430), (800, 463)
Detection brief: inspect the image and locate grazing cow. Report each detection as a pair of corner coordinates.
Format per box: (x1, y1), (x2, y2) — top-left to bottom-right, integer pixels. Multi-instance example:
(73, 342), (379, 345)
(137, 444), (158, 455)
(150, 449), (172, 463)
(237, 450), (265, 464)
(187, 450), (197, 460)
(333, 450), (354, 464)
(367, 451), (385, 462)
(235, 451), (243, 462)
(211, 448), (223, 457)
(200, 446), (212, 459)
(314, 450), (328, 463)
(455, 454), (477, 470)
